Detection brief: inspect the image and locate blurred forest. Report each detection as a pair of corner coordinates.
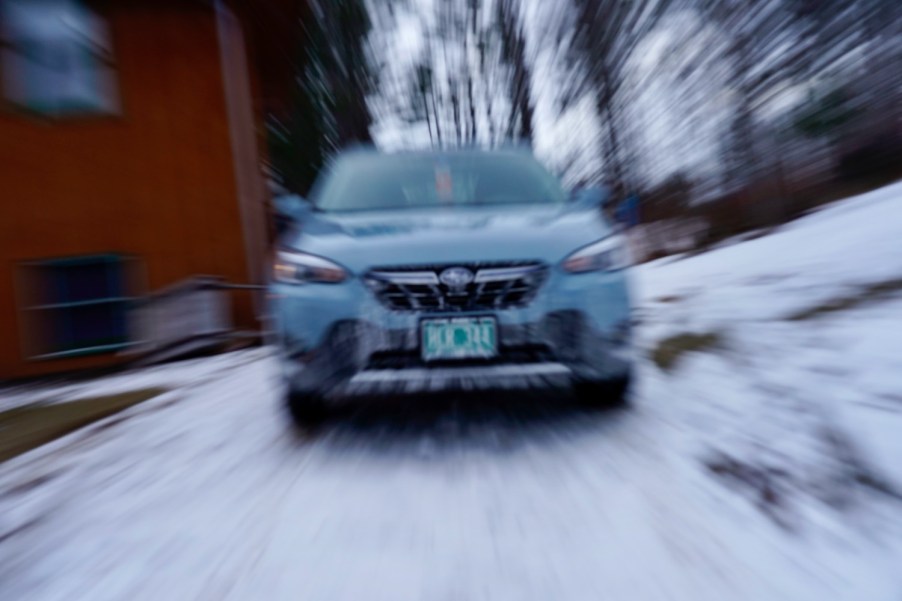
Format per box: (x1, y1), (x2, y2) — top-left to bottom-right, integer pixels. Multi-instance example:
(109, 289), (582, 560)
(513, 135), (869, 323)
(266, 0), (902, 254)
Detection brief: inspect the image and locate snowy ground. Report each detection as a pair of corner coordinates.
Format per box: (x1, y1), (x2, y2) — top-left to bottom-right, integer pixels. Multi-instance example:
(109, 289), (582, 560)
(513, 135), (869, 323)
(1, 183), (901, 600)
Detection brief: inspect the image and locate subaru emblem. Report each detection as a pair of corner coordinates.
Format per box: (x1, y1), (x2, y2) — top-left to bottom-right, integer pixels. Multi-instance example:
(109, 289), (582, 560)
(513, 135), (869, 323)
(439, 267), (474, 290)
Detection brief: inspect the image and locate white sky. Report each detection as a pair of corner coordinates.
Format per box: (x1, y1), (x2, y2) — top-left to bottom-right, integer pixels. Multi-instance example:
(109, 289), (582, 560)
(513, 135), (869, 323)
(367, 0), (809, 190)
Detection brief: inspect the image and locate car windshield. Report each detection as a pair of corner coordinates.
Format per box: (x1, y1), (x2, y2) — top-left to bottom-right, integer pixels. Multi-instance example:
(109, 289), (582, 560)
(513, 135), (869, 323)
(311, 152), (566, 212)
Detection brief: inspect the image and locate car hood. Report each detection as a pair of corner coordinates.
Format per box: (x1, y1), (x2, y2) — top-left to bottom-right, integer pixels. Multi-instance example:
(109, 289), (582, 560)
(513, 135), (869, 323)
(285, 204), (610, 273)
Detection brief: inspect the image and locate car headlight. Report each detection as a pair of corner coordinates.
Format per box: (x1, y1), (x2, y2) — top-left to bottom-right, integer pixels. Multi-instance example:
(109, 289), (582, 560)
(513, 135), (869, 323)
(561, 235), (630, 273)
(273, 250), (348, 284)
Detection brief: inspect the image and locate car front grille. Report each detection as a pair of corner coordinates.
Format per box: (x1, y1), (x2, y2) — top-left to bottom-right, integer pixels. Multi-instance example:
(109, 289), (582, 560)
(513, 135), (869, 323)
(364, 261), (548, 312)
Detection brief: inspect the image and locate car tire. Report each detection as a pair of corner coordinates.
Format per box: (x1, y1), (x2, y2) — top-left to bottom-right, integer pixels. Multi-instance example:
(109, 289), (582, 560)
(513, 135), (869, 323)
(573, 374), (631, 409)
(285, 390), (330, 430)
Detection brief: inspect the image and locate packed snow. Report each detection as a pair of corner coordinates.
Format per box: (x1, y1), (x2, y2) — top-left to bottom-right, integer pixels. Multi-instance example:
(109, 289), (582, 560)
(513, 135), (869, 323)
(1, 182), (901, 600)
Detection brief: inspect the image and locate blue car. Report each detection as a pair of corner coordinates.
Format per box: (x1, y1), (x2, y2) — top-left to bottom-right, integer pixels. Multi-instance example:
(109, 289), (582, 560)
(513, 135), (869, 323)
(269, 149), (633, 425)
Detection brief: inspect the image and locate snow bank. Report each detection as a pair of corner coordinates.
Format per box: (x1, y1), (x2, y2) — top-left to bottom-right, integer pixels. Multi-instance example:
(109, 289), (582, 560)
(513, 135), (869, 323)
(636, 179), (902, 518)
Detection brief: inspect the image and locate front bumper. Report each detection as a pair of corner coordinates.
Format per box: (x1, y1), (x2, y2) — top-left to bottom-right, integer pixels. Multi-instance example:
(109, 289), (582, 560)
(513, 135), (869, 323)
(269, 268), (633, 400)
(338, 362), (573, 398)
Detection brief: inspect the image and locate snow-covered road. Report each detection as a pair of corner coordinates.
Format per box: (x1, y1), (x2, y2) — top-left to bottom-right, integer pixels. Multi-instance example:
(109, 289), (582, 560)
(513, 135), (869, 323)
(2, 183), (902, 601)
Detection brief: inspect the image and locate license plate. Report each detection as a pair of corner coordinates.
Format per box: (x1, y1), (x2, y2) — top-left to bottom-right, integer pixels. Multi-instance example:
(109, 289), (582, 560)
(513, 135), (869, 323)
(421, 317), (497, 361)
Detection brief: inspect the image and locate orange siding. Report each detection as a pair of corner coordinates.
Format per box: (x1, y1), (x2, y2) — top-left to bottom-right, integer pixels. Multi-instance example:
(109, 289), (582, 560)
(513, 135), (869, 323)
(0, 1), (266, 378)
(215, 3), (270, 311)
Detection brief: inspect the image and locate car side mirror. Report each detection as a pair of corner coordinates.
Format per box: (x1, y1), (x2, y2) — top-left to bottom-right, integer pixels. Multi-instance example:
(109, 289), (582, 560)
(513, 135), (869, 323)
(273, 195), (314, 234)
(569, 185), (609, 209)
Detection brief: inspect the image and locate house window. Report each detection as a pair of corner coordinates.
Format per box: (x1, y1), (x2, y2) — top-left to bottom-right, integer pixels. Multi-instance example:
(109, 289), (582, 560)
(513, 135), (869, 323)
(0, 0), (118, 115)
(18, 255), (136, 359)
